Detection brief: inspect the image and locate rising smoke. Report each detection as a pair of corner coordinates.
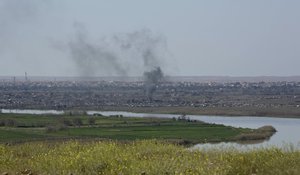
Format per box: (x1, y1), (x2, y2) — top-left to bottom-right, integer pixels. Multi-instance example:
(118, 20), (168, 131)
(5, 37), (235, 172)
(67, 24), (167, 98)
(143, 67), (164, 100)
(0, 0), (174, 80)
(111, 29), (167, 99)
(68, 23), (127, 76)
(68, 25), (167, 76)
(112, 29), (166, 70)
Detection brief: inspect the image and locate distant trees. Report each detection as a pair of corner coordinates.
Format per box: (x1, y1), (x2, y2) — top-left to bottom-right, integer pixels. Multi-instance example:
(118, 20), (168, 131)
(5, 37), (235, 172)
(0, 120), (4, 127)
(60, 118), (73, 126)
(88, 117), (96, 126)
(47, 117), (84, 133)
(72, 118), (83, 127)
(46, 125), (67, 133)
(176, 114), (197, 123)
(60, 117), (84, 127)
(0, 119), (17, 127)
(5, 119), (17, 127)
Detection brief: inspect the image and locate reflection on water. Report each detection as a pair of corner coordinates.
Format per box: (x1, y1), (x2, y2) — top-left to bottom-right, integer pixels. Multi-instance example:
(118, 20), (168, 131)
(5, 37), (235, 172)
(1, 109), (64, 115)
(1, 109), (300, 149)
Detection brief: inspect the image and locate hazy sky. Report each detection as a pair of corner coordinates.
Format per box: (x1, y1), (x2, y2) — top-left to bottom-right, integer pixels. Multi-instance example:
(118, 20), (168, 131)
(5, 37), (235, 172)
(0, 0), (300, 77)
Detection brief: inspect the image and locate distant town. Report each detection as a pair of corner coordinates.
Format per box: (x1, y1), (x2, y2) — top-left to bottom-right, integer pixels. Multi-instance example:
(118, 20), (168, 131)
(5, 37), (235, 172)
(1, 77), (300, 116)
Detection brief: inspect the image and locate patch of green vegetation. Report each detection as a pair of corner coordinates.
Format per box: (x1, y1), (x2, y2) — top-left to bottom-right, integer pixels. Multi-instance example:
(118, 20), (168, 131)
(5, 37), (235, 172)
(0, 129), (45, 142)
(0, 113), (273, 144)
(51, 124), (241, 142)
(0, 113), (62, 127)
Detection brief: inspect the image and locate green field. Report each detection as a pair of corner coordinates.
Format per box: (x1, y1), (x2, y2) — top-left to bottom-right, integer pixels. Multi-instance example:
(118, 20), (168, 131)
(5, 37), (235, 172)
(0, 114), (289, 174)
(0, 113), (274, 144)
(51, 125), (240, 141)
(1, 140), (299, 174)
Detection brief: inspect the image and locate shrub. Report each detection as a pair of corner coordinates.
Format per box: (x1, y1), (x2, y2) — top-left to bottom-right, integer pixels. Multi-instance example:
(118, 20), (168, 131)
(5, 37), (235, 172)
(72, 118), (83, 127)
(60, 118), (73, 126)
(46, 125), (67, 133)
(0, 120), (5, 126)
(88, 117), (96, 126)
(4, 119), (17, 127)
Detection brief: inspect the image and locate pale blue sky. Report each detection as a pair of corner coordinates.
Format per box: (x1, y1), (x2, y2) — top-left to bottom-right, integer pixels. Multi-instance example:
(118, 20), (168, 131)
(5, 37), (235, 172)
(0, 0), (300, 76)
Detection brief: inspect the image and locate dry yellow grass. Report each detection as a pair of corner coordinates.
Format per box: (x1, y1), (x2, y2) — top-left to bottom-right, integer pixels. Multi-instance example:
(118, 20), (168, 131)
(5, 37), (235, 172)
(0, 140), (299, 175)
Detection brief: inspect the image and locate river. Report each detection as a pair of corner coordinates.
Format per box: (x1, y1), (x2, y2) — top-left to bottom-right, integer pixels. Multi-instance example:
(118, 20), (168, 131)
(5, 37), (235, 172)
(1, 109), (300, 150)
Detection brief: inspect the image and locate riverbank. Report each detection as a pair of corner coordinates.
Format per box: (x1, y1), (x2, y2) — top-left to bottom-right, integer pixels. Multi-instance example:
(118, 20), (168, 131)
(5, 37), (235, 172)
(0, 113), (275, 144)
(3, 105), (300, 118)
(96, 106), (300, 118)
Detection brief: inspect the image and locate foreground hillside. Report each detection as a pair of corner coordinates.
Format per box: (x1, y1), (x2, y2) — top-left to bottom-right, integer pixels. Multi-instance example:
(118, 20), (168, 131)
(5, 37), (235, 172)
(1, 140), (299, 175)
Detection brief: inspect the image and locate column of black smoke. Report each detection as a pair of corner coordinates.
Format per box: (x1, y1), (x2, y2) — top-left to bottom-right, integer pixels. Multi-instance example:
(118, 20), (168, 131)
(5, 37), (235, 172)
(67, 26), (166, 99)
(142, 46), (165, 100)
(112, 29), (166, 100)
(143, 67), (163, 100)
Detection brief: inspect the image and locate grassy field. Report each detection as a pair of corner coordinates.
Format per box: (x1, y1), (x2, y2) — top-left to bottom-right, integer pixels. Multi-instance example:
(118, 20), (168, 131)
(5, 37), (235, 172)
(0, 140), (299, 175)
(0, 113), (274, 144)
(51, 125), (240, 142)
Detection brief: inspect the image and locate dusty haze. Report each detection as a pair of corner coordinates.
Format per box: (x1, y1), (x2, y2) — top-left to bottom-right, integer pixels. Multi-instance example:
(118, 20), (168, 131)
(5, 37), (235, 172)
(0, 0), (300, 77)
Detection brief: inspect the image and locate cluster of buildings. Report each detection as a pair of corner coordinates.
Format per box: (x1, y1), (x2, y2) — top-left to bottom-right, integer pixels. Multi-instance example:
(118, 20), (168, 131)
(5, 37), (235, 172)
(0, 80), (300, 110)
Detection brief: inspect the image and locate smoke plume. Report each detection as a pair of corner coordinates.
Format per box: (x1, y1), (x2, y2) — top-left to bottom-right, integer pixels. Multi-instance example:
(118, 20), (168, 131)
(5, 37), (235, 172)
(68, 23), (127, 76)
(112, 29), (167, 99)
(112, 29), (166, 70)
(143, 67), (164, 100)
(67, 25), (168, 77)
(67, 24), (167, 98)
